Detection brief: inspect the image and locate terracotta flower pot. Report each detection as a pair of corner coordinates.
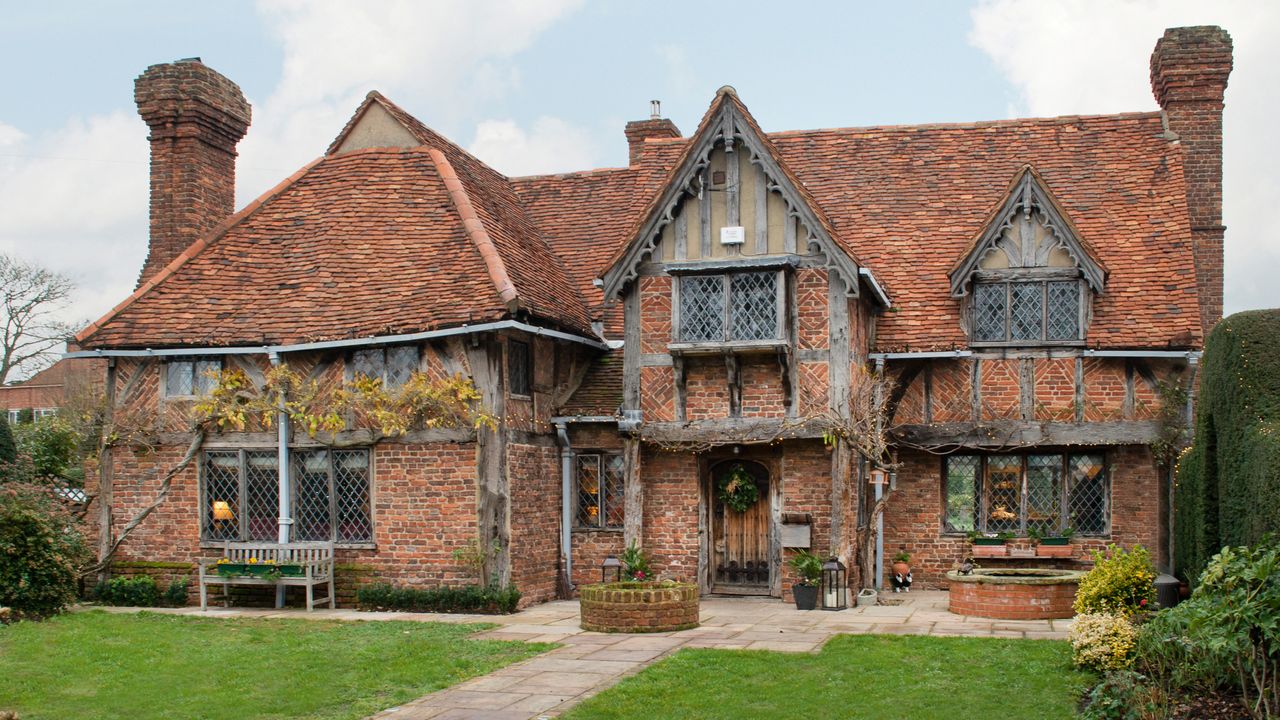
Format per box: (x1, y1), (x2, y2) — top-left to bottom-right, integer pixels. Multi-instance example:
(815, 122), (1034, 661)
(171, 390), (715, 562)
(892, 561), (911, 577)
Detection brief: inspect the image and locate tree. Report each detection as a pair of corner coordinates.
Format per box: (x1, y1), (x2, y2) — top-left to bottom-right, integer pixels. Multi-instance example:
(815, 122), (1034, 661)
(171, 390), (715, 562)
(0, 253), (76, 384)
(0, 415), (15, 465)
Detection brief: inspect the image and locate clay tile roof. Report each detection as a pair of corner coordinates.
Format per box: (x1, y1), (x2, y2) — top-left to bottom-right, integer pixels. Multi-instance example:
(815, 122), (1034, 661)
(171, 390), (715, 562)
(79, 93), (592, 349)
(558, 350), (624, 417)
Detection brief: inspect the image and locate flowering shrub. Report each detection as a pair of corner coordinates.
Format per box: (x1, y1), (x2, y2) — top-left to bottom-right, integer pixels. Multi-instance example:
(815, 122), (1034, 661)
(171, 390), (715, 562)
(1071, 613), (1138, 672)
(1074, 544), (1156, 616)
(619, 540), (652, 581)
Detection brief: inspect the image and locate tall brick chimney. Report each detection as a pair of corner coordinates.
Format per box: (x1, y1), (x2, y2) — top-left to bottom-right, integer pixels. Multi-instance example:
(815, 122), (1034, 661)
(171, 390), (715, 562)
(134, 58), (251, 286)
(625, 100), (681, 166)
(1150, 26), (1232, 334)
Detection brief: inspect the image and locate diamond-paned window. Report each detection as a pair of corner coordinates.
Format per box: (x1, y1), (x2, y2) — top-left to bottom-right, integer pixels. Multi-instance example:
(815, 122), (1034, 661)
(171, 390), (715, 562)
(971, 280), (1083, 344)
(200, 448), (373, 544)
(679, 275), (725, 342)
(350, 346), (418, 390)
(1047, 282), (1081, 340)
(944, 455), (979, 533)
(576, 453), (625, 529)
(202, 451), (241, 541)
(678, 271), (782, 343)
(166, 359), (222, 397)
(730, 272), (778, 340)
(508, 340), (532, 397)
(1068, 454), (1109, 535)
(943, 453), (1109, 536)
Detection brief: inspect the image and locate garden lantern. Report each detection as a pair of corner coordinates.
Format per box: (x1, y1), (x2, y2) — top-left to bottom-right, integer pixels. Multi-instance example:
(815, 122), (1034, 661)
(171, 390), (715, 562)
(601, 555), (622, 583)
(820, 557), (847, 610)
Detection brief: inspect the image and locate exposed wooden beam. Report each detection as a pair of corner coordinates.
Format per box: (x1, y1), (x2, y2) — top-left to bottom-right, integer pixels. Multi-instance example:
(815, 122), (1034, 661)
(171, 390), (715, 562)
(829, 274), (851, 418)
(893, 420), (1163, 448)
(754, 162), (768, 254)
(622, 437), (643, 548)
(641, 418), (829, 444)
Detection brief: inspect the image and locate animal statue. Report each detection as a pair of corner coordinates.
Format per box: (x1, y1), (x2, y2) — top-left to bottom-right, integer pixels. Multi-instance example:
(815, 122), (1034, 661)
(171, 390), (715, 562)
(891, 569), (913, 592)
(959, 558), (975, 575)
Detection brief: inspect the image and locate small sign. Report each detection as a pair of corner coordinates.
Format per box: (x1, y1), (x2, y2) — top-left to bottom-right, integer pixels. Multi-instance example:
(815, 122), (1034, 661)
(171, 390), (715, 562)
(781, 523), (811, 548)
(720, 226), (745, 245)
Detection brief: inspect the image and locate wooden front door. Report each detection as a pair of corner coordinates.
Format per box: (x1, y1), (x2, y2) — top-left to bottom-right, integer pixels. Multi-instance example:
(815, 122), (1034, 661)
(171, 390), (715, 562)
(709, 460), (773, 595)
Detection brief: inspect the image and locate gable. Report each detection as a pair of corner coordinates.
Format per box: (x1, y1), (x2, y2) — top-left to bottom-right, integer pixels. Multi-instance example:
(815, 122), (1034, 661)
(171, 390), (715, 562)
(331, 100), (422, 154)
(949, 167), (1107, 298)
(599, 88), (864, 303)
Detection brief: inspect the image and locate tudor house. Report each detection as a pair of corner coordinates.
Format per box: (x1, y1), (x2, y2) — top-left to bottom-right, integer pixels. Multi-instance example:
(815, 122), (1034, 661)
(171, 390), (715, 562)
(73, 26), (1231, 605)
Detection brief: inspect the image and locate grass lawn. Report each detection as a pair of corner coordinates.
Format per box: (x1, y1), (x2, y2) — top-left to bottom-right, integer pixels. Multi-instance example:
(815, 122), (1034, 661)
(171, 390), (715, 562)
(562, 635), (1092, 720)
(0, 610), (552, 720)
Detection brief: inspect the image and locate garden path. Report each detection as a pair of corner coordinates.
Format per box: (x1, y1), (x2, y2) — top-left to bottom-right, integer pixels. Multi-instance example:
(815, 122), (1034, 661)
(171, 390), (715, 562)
(91, 591), (1071, 719)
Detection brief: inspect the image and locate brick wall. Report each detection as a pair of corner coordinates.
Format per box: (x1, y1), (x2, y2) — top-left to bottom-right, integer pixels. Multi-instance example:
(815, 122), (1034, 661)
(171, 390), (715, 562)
(1034, 358), (1076, 422)
(779, 441), (834, 602)
(506, 442), (560, 606)
(883, 445), (1162, 589)
(641, 448), (701, 581)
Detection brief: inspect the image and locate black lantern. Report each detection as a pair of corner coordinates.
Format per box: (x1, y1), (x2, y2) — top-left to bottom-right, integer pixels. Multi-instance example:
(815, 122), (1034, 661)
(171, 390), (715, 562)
(820, 557), (847, 610)
(601, 555), (622, 583)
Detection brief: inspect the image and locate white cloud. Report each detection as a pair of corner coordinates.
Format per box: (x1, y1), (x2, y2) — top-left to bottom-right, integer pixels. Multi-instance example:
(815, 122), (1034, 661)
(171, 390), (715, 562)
(969, 0), (1280, 315)
(0, 122), (26, 147)
(468, 116), (600, 177)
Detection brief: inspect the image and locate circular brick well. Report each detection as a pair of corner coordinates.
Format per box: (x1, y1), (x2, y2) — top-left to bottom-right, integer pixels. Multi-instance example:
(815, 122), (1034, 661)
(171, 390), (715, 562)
(579, 582), (700, 633)
(946, 568), (1084, 620)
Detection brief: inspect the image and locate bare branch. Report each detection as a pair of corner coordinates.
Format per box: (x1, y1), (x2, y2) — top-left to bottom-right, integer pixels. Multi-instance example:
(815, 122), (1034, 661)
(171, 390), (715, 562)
(0, 253), (75, 384)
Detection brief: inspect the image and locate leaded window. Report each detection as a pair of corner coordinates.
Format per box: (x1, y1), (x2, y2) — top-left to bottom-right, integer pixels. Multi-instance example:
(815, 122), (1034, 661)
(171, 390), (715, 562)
(576, 453), (625, 529)
(292, 448), (373, 543)
(201, 450), (279, 542)
(678, 271), (781, 343)
(970, 280), (1082, 344)
(349, 346), (418, 390)
(166, 358), (222, 397)
(200, 448), (372, 544)
(943, 453), (1108, 535)
(509, 340), (532, 397)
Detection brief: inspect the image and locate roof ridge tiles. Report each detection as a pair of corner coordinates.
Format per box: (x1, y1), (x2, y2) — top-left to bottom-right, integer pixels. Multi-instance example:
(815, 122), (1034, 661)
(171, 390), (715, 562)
(767, 110), (1164, 138)
(75, 154), (328, 345)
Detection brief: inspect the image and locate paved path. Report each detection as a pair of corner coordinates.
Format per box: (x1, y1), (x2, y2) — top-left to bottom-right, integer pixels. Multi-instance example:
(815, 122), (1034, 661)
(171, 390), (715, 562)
(92, 591), (1072, 719)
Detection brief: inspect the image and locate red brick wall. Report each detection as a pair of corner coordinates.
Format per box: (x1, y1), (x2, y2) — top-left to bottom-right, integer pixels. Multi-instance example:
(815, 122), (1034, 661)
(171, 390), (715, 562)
(685, 358), (729, 420)
(931, 360), (973, 423)
(639, 276), (672, 354)
(1083, 358), (1126, 421)
(740, 359), (786, 417)
(639, 366), (675, 421)
(779, 441), (834, 602)
(883, 445), (1162, 589)
(506, 442), (560, 605)
(796, 268), (829, 349)
(1035, 358), (1076, 422)
(641, 448), (701, 581)
(979, 359), (1019, 420)
(571, 530), (624, 588)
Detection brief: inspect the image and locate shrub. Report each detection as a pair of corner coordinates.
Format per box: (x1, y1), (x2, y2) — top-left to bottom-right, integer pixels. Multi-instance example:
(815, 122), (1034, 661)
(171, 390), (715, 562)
(163, 579), (190, 607)
(1176, 310), (1280, 584)
(12, 416), (85, 483)
(787, 550), (823, 586)
(1071, 613), (1138, 672)
(1074, 544), (1156, 616)
(1079, 670), (1165, 720)
(0, 416), (15, 465)
(0, 482), (88, 617)
(355, 583), (521, 614)
(94, 575), (160, 607)
(619, 540), (652, 582)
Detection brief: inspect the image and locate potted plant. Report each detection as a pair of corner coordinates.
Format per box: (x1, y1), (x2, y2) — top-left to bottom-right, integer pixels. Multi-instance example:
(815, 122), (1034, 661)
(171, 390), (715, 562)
(968, 531), (1012, 557)
(1033, 527), (1075, 558)
(787, 550), (822, 610)
(890, 550), (913, 592)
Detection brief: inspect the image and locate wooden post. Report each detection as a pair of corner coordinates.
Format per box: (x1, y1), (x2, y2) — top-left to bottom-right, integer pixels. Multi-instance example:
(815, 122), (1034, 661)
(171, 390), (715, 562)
(699, 168), (712, 258)
(725, 146), (740, 257)
(466, 336), (510, 587)
(830, 437), (851, 562)
(1020, 357), (1035, 420)
(623, 287), (641, 417)
(96, 359), (116, 584)
(1074, 356), (1085, 423)
(828, 274), (851, 417)
(622, 437), (643, 548)
(754, 163), (768, 254)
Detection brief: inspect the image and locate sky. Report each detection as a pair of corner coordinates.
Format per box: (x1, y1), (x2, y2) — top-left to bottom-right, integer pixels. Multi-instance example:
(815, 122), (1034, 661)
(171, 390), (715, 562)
(0, 0), (1276, 377)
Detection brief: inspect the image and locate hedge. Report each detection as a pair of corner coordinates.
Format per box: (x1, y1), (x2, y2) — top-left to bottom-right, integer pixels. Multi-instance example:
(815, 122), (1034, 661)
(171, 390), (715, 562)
(1175, 309), (1280, 583)
(356, 583), (521, 614)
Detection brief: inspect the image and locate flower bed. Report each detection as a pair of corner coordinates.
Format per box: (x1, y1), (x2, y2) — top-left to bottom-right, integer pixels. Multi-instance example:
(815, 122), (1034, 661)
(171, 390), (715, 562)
(579, 581), (699, 633)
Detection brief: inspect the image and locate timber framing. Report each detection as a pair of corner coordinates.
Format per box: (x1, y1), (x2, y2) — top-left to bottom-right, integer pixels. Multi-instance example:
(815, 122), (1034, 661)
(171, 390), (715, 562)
(599, 88), (863, 302)
(893, 420), (1163, 449)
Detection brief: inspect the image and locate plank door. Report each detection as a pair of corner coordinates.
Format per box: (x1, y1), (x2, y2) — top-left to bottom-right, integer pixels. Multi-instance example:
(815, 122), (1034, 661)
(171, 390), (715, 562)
(709, 460), (772, 594)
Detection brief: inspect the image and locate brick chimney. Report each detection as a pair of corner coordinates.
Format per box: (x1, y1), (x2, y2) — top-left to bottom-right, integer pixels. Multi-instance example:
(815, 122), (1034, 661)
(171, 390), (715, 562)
(625, 100), (681, 166)
(1150, 26), (1232, 334)
(134, 58), (251, 286)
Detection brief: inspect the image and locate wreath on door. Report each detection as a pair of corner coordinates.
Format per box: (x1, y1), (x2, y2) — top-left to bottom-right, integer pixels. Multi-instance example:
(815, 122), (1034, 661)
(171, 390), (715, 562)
(717, 464), (760, 513)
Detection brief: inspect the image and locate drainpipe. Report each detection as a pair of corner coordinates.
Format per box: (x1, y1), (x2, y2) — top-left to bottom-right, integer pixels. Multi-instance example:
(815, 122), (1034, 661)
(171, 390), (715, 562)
(874, 356), (885, 591)
(554, 421), (574, 595)
(268, 352), (292, 546)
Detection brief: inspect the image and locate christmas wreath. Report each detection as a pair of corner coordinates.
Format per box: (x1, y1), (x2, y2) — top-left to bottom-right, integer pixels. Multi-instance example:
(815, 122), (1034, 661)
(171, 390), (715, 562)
(717, 464), (760, 513)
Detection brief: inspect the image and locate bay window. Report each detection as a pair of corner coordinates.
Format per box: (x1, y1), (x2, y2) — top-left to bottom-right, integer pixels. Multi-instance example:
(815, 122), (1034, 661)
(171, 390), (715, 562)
(677, 270), (782, 343)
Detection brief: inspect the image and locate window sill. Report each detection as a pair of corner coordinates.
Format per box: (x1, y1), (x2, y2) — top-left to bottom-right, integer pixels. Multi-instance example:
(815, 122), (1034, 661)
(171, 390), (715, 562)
(572, 527), (624, 534)
(199, 541), (377, 551)
(968, 340), (1085, 349)
(668, 340), (788, 356)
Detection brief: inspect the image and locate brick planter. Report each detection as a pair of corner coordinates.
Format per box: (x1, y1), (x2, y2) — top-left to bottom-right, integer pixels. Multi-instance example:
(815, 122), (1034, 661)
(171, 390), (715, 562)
(579, 582), (699, 633)
(946, 568), (1084, 620)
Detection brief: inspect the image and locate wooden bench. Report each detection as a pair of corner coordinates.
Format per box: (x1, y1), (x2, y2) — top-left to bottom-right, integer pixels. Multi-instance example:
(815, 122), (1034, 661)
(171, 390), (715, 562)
(198, 542), (335, 611)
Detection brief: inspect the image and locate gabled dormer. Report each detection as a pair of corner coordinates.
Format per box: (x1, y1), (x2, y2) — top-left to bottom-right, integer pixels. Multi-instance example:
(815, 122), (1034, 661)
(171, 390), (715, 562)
(950, 167), (1107, 347)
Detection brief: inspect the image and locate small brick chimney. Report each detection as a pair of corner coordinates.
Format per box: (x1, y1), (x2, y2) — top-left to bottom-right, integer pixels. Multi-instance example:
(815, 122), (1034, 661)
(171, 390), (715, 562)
(1150, 26), (1232, 334)
(134, 58), (251, 286)
(625, 100), (681, 166)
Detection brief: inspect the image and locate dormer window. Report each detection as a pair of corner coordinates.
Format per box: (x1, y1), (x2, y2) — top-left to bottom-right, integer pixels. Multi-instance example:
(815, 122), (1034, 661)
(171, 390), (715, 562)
(677, 271), (782, 343)
(950, 167), (1106, 348)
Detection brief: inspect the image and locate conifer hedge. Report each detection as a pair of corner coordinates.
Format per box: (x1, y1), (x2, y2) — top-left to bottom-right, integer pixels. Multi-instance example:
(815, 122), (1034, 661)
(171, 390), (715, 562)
(1175, 309), (1280, 583)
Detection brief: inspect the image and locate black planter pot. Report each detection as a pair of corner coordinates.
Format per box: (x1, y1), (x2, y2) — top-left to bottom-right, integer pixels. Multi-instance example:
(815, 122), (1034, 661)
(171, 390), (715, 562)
(793, 584), (818, 610)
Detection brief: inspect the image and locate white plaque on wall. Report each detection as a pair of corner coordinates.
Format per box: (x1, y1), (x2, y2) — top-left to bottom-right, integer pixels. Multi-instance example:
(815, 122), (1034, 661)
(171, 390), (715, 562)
(719, 226), (745, 245)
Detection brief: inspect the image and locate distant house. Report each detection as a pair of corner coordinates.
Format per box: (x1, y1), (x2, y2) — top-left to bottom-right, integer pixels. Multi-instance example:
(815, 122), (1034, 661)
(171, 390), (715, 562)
(72, 26), (1231, 605)
(0, 358), (104, 424)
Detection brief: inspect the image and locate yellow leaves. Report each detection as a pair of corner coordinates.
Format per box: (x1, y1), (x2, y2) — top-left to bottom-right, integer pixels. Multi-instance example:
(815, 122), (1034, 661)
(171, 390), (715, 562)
(189, 362), (493, 441)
